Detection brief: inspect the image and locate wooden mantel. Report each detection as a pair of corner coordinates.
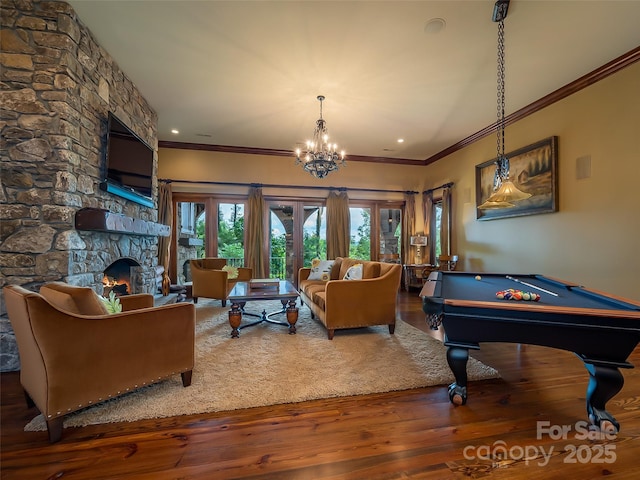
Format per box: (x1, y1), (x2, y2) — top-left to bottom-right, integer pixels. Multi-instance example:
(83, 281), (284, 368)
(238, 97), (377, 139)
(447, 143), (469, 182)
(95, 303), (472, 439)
(75, 208), (170, 237)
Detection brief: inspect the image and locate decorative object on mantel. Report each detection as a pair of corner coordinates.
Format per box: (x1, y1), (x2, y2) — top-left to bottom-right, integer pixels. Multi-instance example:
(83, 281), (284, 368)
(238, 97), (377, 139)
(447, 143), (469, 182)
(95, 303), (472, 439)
(75, 208), (170, 236)
(410, 235), (428, 265)
(476, 136), (558, 220)
(477, 0), (531, 211)
(295, 95), (345, 179)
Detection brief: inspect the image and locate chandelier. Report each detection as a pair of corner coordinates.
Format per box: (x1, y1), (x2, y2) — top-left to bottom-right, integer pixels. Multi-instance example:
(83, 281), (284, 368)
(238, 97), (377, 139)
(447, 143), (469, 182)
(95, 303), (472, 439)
(478, 0), (531, 210)
(295, 95), (345, 179)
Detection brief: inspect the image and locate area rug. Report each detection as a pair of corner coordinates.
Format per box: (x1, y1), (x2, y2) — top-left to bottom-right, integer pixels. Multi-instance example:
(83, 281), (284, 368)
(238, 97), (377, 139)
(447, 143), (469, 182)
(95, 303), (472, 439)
(25, 300), (499, 432)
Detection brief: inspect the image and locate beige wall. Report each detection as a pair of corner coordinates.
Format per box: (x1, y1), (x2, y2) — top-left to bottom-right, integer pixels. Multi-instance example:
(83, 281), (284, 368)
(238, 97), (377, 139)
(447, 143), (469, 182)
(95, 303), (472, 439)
(423, 61), (640, 301)
(158, 148), (428, 202)
(159, 61), (640, 301)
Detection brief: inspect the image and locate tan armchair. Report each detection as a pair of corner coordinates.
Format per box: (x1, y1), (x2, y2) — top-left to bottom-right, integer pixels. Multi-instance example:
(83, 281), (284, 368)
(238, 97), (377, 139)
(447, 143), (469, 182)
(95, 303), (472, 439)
(190, 258), (252, 306)
(3, 282), (195, 443)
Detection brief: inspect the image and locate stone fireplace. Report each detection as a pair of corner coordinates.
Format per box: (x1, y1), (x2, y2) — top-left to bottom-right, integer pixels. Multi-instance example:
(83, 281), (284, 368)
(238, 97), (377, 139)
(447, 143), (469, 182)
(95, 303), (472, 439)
(0, 1), (165, 371)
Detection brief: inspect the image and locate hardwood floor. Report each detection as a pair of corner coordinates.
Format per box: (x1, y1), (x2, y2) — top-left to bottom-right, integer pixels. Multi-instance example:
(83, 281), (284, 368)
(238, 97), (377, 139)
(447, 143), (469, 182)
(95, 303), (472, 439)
(2, 291), (639, 479)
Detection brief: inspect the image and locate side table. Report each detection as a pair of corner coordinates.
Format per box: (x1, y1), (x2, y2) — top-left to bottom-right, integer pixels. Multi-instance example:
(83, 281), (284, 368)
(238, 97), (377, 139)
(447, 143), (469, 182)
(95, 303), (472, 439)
(403, 264), (435, 291)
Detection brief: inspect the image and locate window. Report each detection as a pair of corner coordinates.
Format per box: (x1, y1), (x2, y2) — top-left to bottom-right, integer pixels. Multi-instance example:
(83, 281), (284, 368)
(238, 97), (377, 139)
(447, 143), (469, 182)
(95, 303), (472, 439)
(175, 201), (205, 284)
(433, 200), (443, 260)
(217, 203), (245, 267)
(303, 205), (326, 266)
(180, 202), (195, 234)
(269, 204), (291, 279)
(379, 207), (401, 260)
(171, 194), (406, 284)
(349, 207), (371, 260)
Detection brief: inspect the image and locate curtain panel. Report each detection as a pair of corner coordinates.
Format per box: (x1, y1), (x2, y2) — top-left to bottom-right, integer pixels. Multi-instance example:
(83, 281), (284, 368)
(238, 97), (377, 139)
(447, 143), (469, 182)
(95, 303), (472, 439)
(157, 181), (173, 292)
(246, 187), (267, 278)
(423, 191), (434, 264)
(440, 186), (452, 256)
(326, 191), (350, 259)
(402, 192), (416, 264)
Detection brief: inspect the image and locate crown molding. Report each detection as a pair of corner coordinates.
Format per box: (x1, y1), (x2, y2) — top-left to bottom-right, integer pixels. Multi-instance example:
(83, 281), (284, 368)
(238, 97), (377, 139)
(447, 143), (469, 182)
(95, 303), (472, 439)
(158, 47), (639, 168)
(157, 141), (420, 165)
(424, 46), (640, 166)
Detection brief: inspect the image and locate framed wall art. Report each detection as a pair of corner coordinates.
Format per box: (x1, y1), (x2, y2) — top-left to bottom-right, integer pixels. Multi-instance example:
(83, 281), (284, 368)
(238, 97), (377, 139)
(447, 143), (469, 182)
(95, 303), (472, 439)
(476, 136), (558, 221)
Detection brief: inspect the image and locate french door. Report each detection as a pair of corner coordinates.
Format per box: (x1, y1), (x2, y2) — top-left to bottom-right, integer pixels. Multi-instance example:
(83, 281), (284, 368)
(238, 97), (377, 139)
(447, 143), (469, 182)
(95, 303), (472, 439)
(268, 201), (326, 284)
(172, 195), (403, 286)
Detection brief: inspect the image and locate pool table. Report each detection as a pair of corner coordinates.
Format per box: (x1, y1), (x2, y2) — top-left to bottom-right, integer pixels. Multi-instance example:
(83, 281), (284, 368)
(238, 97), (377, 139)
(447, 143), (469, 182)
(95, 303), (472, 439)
(420, 271), (640, 432)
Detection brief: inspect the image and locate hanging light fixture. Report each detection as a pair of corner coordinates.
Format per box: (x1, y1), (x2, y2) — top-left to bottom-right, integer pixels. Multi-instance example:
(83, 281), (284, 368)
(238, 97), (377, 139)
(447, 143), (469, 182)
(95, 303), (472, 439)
(295, 95), (345, 179)
(478, 0), (531, 210)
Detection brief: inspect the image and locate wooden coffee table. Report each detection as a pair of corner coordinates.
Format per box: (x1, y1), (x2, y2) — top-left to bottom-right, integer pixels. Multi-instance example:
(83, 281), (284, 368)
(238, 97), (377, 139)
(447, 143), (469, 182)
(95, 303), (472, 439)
(227, 280), (299, 338)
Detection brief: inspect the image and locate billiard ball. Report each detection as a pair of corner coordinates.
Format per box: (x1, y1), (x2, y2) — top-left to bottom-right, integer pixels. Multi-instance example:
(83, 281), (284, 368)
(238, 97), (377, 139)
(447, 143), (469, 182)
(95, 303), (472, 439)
(475, 275), (482, 280)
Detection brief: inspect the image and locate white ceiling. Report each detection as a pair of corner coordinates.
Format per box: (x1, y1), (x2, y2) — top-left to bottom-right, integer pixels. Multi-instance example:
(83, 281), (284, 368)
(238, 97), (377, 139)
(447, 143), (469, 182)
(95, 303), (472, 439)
(67, 0), (640, 162)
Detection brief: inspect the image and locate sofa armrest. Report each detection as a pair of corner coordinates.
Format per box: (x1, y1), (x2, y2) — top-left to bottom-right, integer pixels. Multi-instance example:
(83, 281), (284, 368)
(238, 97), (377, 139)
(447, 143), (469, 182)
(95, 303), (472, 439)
(237, 267), (252, 281)
(322, 265), (401, 327)
(120, 293), (154, 311)
(298, 268), (311, 283)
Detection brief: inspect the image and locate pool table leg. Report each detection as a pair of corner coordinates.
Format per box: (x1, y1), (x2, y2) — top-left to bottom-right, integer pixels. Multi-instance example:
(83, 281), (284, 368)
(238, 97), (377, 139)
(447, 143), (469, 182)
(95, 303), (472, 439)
(584, 362), (624, 433)
(446, 346), (469, 406)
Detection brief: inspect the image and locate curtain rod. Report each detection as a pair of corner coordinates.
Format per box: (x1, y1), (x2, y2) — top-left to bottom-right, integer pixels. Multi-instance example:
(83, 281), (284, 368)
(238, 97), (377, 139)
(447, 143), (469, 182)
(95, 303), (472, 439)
(423, 182), (454, 194)
(159, 178), (419, 195)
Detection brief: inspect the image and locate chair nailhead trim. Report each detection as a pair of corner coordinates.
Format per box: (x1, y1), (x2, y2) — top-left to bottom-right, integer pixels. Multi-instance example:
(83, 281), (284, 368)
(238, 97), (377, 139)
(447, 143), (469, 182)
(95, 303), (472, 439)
(51, 372), (190, 417)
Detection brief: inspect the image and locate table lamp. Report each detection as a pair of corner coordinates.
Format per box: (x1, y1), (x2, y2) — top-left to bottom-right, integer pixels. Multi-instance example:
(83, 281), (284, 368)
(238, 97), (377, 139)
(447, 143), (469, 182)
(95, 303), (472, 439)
(410, 235), (428, 264)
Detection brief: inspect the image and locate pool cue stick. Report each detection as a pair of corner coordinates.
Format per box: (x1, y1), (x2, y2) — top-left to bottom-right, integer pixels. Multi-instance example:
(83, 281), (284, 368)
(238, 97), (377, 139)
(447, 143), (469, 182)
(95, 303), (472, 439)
(506, 275), (559, 296)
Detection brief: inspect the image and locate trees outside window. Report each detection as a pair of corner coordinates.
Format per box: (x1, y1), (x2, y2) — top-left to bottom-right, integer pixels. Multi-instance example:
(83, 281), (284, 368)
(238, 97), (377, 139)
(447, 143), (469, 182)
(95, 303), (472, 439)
(349, 207), (371, 260)
(302, 206), (326, 266)
(217, 203), (245, 266)
(433, 201), (443, 260)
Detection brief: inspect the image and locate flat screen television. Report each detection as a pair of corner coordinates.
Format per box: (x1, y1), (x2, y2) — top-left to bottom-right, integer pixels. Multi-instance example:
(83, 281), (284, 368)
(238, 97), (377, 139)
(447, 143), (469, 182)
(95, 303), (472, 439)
(101, 112), (154, 207)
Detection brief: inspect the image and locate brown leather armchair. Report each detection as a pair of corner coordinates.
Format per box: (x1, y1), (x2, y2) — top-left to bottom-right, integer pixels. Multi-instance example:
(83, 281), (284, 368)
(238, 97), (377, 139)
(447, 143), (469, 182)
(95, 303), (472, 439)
(3, 282), (195, 443)
(190, 258), (252, 306)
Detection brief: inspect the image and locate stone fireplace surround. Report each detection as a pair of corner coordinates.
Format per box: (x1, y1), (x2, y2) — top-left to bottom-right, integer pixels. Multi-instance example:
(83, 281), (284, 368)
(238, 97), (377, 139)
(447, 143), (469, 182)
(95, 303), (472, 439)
(73, 207), (171, 297)
(1, 1), (164, 371)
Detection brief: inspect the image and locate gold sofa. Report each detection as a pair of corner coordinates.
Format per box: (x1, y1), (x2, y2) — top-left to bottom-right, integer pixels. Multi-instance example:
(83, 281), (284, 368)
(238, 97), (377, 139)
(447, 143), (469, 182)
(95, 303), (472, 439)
(298, 257), (402, 339)
(3, 282), (195, 443)
(190, 258), (252, 305)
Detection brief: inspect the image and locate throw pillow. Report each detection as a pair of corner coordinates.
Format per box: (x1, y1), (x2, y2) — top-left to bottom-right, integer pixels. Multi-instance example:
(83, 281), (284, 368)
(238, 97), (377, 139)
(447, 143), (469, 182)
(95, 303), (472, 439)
(40, 282), (110, 315)
(308, 259), (334, 281)
(222, 264), (238, 279)
(343, 263), (363, 280)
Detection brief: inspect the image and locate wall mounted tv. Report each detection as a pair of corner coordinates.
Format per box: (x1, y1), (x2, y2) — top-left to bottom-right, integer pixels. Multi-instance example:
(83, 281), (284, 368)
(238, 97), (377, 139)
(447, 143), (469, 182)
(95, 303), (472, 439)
(101, 112), (155, 208)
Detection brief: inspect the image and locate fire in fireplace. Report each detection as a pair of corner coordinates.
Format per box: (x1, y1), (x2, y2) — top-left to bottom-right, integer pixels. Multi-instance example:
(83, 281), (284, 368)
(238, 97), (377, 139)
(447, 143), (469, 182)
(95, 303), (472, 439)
(102, 274), (130, 296)
(103, 258), (142, 297)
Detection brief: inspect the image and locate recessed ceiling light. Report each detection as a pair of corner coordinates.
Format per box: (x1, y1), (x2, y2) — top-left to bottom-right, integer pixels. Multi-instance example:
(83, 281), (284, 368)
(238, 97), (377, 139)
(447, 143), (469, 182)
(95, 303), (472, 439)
(171, 129), (179, 134)
(424, 18), (446, 34)
(397, 138), (404, 143)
